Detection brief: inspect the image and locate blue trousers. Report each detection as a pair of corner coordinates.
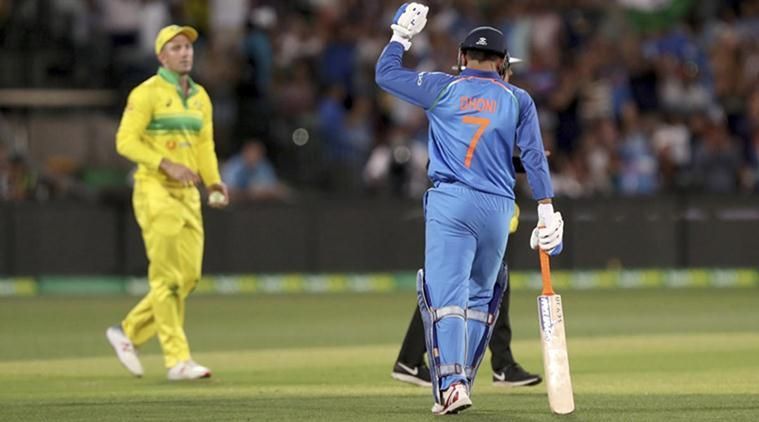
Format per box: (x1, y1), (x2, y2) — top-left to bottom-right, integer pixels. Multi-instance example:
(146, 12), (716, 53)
(423, 182), (513, 390)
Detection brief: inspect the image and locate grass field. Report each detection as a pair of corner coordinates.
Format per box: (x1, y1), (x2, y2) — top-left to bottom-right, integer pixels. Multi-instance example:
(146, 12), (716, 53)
(1, 288), (758, 421)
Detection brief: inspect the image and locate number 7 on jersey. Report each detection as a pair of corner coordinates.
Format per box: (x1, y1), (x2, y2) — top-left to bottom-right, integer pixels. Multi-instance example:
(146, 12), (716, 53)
(462, 116), (490, 168)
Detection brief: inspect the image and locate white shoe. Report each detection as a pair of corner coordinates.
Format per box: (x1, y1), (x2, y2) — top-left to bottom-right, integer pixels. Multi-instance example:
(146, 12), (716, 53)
(106, 325), (144, 377)
(431, 382), (472, 415)
(167, 360), (212, 380)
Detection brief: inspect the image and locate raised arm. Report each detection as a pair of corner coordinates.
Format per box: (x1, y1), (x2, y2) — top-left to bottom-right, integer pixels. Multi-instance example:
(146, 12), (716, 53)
(375, 3), (454, 109)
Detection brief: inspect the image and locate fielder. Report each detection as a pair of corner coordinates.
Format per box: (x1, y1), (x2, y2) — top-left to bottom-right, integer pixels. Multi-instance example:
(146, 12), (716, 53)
(107, 25), (229, 380)
(376, 3), (564, 414)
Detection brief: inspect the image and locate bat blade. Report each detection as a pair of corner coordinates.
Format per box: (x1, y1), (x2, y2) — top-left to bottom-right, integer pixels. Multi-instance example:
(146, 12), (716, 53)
(538, 293), (575, 414)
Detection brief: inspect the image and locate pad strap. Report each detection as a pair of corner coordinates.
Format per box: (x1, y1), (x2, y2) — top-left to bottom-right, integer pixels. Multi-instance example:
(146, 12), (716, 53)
(466, 309), (493, 324)
(439, 363), (463, 377)
(433, 306), (466, 321)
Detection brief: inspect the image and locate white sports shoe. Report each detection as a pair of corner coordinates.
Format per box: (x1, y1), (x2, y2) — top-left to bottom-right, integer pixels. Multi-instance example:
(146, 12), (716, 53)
(431, 382), (472, 415)
(167, 360), (212, 380)
(106, 325), (144, 377)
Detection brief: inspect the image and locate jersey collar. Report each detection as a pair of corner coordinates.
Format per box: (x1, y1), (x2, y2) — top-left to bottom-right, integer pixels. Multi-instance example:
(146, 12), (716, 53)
(157, 67), (199, 103)
(460, 68), (502, 80)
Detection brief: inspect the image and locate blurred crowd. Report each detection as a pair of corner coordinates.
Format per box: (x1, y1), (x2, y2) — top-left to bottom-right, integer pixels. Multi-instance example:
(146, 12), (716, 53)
(2, 0), (759, 202)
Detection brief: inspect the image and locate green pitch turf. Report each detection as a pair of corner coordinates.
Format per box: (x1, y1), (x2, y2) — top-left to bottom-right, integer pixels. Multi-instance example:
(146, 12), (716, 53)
(1, 288), (757, 421)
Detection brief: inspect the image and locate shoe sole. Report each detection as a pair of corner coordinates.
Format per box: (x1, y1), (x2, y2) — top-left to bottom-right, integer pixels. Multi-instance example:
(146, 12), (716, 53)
(433, 399), (472, 415)
(492, 377), (541, 387)
(168, 371), (212, 381)
(445, 402), (471, 415)
(391, 372), (432, 387)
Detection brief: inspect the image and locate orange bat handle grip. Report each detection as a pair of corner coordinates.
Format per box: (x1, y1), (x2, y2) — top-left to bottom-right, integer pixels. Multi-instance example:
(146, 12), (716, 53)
(539, 249), (555, 296)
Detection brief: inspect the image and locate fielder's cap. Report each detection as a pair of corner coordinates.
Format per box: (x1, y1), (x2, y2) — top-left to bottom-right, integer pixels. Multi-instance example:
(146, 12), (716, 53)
(154, 25), (198, 56)
(461, 26), (507, 57)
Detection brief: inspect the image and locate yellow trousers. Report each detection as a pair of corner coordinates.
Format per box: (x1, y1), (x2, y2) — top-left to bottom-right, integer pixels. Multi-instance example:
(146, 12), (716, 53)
(122, 179), (204, 368)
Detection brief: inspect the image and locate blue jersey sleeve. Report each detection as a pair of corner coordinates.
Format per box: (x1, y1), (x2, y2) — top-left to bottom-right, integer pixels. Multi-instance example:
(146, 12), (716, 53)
(375, 41), (455, 109)
(514, 89), (554, 200)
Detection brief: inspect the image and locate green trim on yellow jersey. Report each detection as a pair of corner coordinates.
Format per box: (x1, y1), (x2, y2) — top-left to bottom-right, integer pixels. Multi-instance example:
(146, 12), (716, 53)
(147, 115), (203, 134)
(116, 67), (222, 187)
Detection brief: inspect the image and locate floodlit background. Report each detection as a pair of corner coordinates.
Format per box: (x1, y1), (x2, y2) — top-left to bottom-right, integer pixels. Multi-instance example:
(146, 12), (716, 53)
(2, 0), (759, 282)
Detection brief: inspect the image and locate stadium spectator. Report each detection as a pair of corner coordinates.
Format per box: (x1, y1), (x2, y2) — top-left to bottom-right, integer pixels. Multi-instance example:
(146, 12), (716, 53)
(3, 0), (759, 198)
(617, 105), (659, 195)
(221, 140), (289, 201)
(0, 151), (40, 202)
(0, 144), (8, 200)
(236, 6), (276, 145)
(741, 88), (759, 190)
(691, 110), (742, 193)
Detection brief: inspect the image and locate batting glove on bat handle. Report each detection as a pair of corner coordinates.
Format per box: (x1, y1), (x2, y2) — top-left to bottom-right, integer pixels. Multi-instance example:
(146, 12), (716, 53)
(390, 2), (429, 51)
(531, 204), (564, 255)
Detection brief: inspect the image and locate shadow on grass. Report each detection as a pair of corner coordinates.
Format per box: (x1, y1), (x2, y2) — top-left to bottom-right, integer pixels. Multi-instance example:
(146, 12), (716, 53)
(4, 393), (759, 421)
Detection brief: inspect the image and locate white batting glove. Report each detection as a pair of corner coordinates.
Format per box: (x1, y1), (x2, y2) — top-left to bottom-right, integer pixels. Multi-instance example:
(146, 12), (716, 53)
(530, 203), (564, 256)
(390, 2), (429, 51)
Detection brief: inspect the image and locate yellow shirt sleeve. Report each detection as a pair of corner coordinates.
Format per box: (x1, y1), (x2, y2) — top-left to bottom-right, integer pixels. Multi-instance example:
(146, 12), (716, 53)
(196, 89), (222, 187)
(116, 86), (164, 170)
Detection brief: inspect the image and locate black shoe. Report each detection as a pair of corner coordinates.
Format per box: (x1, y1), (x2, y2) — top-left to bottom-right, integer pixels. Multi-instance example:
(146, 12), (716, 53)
(492, 363), (542, 387)
(391, 361), (432, 387)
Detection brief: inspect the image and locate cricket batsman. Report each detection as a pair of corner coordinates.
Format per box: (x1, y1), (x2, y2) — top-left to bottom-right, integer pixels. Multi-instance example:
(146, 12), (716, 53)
(106, 24), (229, 380)
(376, 3), (564, 415)
(393, 206), (545, 389)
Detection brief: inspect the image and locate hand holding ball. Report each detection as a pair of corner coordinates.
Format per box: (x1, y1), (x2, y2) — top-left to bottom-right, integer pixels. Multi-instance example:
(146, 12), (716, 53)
(208, 191), (227, 207)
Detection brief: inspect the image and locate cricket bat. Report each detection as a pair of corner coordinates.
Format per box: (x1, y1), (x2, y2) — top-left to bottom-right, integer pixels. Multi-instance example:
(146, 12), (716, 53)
(537, 249), (575, 414)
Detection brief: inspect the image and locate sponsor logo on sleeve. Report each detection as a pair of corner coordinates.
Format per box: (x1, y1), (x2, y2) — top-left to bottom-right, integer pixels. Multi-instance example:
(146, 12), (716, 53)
(417, 72), (426, 86)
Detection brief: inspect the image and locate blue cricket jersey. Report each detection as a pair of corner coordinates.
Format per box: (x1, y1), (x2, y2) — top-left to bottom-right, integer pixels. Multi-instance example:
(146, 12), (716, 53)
(375, 41), (553, 200)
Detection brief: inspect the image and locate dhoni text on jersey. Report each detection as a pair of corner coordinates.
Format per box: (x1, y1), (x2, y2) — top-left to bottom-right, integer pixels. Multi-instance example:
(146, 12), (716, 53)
(459, 96), (497, 113)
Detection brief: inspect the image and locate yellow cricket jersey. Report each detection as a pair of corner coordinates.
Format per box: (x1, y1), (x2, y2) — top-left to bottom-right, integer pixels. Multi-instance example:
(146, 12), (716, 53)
(116, 67), (221, 187)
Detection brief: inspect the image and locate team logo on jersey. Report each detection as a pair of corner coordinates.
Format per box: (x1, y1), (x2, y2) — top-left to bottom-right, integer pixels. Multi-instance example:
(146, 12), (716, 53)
(417, 72), (426, 86)
(167, 140), (177, 150)
(165, 98), (172, 108)
(476, 37), (488, 46)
